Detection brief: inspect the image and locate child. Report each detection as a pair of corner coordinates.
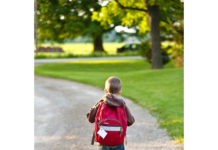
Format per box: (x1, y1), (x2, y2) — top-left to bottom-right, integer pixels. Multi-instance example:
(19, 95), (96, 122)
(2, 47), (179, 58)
(86, 76), (135, 150)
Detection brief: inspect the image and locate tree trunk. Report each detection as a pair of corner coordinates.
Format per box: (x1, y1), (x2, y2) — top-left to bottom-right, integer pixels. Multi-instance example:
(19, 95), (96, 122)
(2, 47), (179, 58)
(148, 5), (163, 69)
(34, 0), (38, 53)
(93, 33), (104, 52)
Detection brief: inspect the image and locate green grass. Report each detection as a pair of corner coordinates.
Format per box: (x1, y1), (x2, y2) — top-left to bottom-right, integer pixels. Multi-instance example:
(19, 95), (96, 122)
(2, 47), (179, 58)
(38, 42), (125, 54)
(35, 51), (139, 59)
(35, 59), (183, 141)
(35, 42), (140, 59)
(35, 42), (177, 59)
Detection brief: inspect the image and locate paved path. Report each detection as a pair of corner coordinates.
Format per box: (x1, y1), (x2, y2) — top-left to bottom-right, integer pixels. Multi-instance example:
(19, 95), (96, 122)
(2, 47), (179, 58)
(35, 76), (182, 150)
(34, 56), (143, 66)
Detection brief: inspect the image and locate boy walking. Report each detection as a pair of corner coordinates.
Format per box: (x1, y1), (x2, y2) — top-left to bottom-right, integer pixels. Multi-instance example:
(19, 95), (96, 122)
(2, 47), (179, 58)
(86, 76), (135, 150)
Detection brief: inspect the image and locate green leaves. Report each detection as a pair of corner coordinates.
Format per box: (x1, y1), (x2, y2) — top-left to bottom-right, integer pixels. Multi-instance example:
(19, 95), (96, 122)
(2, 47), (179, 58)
(92, 0), (150, 33)
(37, 0), (106, 43)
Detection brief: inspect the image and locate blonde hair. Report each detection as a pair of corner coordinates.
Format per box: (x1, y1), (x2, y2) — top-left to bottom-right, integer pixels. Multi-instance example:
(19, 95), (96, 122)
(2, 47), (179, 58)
(105, 76), (122, 94)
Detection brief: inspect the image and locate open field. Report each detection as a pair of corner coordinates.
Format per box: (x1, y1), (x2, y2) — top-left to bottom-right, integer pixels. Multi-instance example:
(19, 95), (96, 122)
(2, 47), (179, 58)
(35, 42), (177, 59)
(35, 60), (184, 142)
(35, 43), (140, 59)
(39, 43), (125, 54)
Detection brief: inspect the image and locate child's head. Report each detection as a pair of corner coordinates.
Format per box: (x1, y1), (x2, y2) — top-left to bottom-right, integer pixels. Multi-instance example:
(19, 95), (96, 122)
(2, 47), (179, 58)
(104, 76), (122, 95)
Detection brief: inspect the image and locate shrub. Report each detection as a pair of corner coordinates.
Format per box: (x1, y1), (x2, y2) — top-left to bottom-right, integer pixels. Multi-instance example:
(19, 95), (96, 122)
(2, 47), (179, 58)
(171, 44), (184, 67)
(139, 42), (170, 65)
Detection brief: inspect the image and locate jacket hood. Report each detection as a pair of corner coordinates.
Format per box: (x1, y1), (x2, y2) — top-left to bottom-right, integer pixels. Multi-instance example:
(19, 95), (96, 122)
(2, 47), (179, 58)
(102, 93), (125, 107)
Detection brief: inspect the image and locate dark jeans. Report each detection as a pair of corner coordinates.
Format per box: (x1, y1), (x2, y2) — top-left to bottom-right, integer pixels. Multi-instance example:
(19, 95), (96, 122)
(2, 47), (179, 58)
(99, 144), (125, 150)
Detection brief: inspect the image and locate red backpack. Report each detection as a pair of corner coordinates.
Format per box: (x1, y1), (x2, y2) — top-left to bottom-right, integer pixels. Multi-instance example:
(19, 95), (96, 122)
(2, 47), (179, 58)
(94, 100), (127, 146)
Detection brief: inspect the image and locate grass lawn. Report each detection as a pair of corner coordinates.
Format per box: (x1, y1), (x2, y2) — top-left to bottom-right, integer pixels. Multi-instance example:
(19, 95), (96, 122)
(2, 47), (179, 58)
(35, 42), (175, 59)
(35, 43), (140, 59)
(35, 59), (184, 141)
(34, 51), (139, 59)
(39, 43), (125, 54)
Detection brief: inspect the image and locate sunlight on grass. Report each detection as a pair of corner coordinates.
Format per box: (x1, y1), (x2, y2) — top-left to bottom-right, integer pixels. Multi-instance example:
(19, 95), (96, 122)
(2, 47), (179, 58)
(40, 43), (125, 54)
(174, 138), (184, 144)
(162, 119), (184, 126)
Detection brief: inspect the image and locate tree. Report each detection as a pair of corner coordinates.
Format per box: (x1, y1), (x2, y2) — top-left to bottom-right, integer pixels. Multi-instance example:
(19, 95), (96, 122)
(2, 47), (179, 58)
(37, 0), (116, 52)
(34, 0), (38, 52)
(92, 0), (183, 69)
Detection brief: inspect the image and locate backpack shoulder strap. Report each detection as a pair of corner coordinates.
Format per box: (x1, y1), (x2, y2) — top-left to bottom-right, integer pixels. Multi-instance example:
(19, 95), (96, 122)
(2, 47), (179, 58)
(91, 130), (95, 145)
(91, 99), (104, 145)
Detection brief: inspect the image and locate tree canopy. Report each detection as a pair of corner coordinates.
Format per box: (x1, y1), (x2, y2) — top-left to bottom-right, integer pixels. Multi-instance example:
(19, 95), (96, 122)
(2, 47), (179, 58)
(37, 0), (117, 51)
(92, 0), (184, 68)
